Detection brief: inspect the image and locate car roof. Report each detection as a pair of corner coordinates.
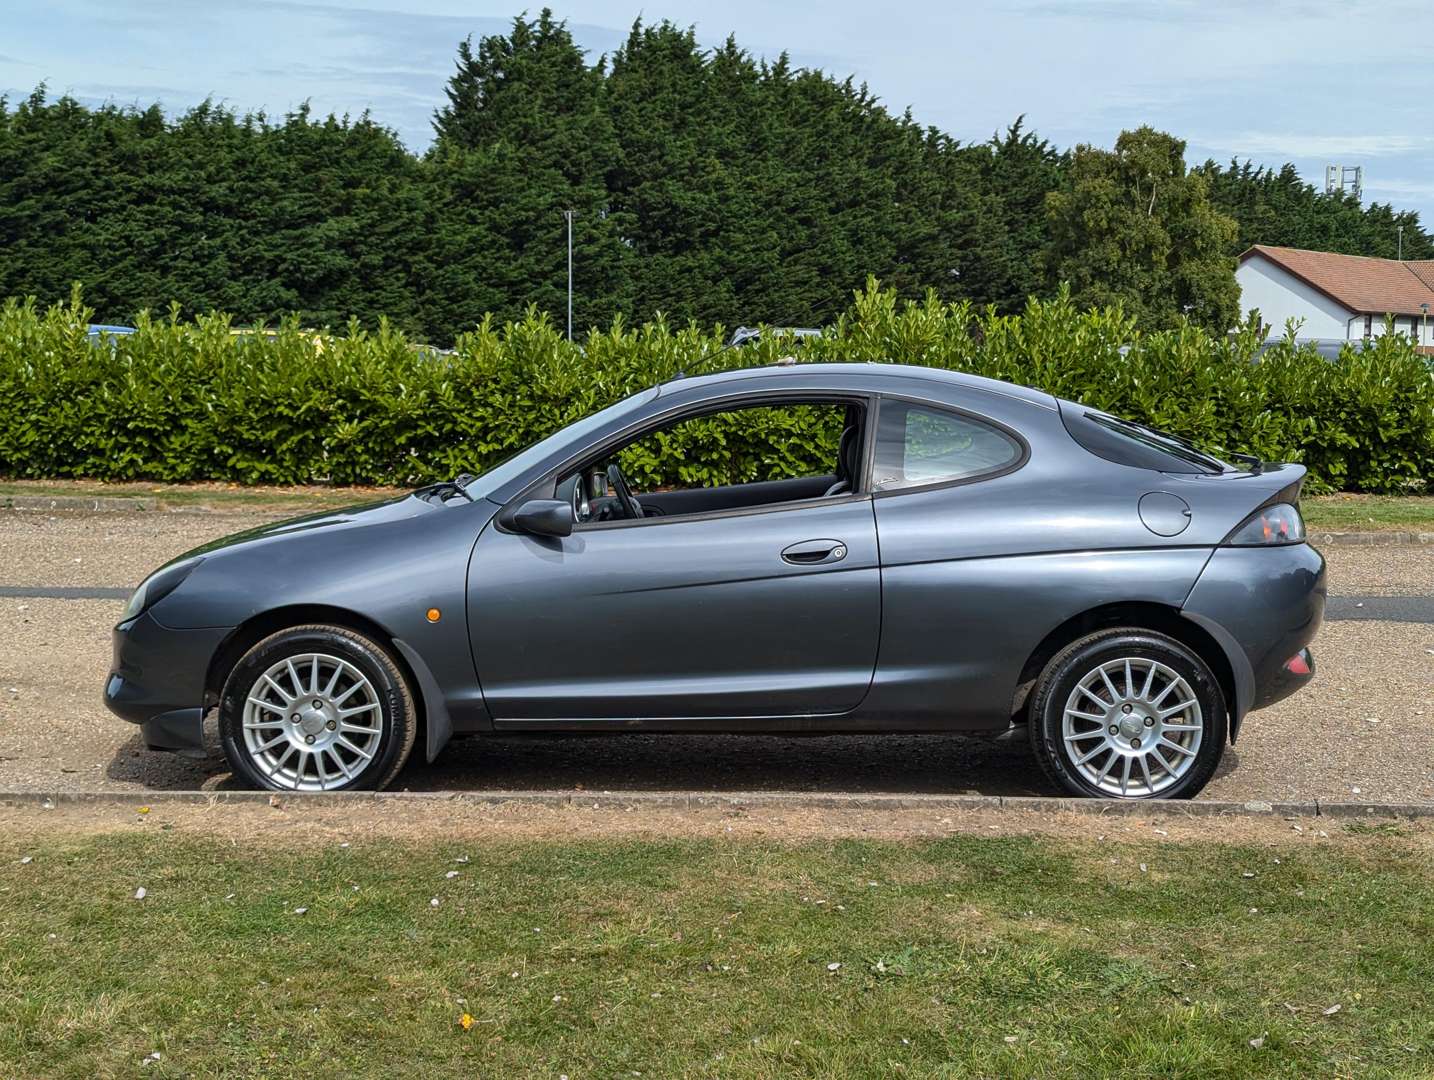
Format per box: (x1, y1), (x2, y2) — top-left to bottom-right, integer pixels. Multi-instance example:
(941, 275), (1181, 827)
(657, 361), (1056, 409)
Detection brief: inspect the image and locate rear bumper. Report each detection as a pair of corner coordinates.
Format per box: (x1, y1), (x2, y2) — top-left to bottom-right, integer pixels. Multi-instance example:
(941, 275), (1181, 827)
(1181, 542), (1326, 741)
(103, 611), (231, 754)
(1253, 646), (1315, 711)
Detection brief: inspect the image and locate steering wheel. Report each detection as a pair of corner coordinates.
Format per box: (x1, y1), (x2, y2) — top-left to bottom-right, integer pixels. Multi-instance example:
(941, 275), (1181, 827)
(569, 471), (593, 523)
(606, 462), (643, 520)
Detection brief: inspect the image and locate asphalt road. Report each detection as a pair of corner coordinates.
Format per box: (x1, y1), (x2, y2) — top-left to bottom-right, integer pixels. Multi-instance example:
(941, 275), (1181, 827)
(0, 509), (1430, 803)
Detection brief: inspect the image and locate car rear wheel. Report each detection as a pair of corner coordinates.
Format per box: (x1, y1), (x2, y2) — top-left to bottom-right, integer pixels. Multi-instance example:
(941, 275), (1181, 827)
(1028, 628), (1227, 800)
(219, 624), (417, 792)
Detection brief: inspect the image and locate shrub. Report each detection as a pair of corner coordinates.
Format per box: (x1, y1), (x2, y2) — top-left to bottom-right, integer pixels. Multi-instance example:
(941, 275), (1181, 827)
(0, 281), (1430, 492)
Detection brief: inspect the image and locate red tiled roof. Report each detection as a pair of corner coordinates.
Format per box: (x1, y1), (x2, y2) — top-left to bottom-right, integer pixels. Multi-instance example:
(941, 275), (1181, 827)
(1239, 245), (1434, 316)
(1406, 260), (1434, 292)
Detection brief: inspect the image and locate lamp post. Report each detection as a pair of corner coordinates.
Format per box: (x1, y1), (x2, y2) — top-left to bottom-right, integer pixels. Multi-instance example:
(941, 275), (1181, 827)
(1421, 301), (1429, 347)
(564, 207), (576, 342)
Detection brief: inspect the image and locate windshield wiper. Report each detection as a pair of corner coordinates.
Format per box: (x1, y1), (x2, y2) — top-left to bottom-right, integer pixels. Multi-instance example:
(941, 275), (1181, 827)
(415, 476), (474, 502)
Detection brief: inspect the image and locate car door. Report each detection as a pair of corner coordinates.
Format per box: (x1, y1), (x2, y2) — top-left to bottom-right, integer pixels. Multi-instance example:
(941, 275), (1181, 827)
(466, 496), (881, 724)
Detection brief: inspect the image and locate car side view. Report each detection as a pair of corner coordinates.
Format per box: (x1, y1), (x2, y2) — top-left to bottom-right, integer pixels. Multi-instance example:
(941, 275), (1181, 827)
(104, 363), (1326, 799)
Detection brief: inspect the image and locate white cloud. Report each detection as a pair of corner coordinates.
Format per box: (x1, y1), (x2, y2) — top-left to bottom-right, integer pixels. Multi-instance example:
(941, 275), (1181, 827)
(1218, 132), (1434, 159)
(1363, 177), (1434, 201)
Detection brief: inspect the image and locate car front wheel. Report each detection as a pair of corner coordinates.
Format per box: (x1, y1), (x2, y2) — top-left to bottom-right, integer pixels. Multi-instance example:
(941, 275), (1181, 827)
(219, 624), (417, 792)
(1028, 628), (1227, 800)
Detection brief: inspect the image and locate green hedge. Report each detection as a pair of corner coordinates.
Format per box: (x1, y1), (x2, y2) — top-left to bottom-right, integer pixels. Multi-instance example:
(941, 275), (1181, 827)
(1, 281), (1431, 493)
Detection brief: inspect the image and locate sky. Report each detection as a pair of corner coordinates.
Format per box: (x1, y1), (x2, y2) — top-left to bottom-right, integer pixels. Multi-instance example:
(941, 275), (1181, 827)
(5, 0), (1434, 226)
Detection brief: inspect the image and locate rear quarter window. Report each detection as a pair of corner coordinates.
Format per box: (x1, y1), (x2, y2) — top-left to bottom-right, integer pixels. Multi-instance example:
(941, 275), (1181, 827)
(872, 401), (1023, 491)
(1059, 403), (1225, 474)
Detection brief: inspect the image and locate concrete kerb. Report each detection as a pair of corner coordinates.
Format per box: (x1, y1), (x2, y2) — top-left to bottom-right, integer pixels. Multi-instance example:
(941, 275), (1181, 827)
(2, 495), (157, 512)
(1310, 531), (1434, 546)
(2, 789), (1432, 819)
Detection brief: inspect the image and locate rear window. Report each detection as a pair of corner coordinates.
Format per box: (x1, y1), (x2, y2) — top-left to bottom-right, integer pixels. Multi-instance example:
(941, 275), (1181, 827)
(1060, 403), (1227, 475)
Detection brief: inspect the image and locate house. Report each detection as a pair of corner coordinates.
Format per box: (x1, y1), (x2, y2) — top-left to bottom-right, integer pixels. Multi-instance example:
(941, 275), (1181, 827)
(1236, 244), (1434, 347)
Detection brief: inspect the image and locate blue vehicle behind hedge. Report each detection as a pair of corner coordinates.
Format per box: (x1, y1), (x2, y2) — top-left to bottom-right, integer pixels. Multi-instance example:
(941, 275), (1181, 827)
(87, 324), (136, 342)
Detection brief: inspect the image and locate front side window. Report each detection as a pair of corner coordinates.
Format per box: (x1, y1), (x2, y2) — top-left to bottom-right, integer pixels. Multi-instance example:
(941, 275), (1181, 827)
(557, 399), (864, 525)
(615, 402), (847, 492)
(872, 401), (1022, 491)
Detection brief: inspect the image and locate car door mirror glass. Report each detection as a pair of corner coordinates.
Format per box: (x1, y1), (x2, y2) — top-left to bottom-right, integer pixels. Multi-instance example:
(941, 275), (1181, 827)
(510, 499), (575, 538)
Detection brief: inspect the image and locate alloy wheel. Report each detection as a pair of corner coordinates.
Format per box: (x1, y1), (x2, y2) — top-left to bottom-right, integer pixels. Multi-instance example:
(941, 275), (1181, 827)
(241, 652), (384, 791)
(1060, 656), (1204, 797)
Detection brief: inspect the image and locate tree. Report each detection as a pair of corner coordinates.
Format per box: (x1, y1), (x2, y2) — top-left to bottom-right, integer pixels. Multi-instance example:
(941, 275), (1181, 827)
(602, 20), (1003, 328)
(950, 118), (1067, 312)
(0, 89), (428, 333)
(1199, 159), (1433, 261)
(1045, 127), (1239, 331)
(8, 30), (1434, 343)
(425, 10), (631, 336)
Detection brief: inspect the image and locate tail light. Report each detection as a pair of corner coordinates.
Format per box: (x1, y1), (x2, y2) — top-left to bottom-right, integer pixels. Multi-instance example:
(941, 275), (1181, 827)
(1225, 502), (1305, 546)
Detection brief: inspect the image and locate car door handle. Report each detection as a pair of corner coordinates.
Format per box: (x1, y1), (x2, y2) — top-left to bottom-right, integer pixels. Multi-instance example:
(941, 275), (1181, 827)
(781, 538), (848, 565)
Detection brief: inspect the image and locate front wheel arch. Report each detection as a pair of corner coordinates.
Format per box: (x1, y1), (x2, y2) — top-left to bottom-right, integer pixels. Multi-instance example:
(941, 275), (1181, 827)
(205, 605), (428, 747)
(218, 623), (417, 791)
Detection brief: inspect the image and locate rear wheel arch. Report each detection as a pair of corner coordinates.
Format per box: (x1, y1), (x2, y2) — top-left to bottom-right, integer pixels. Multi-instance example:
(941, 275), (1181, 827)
(1011, 601), (1235, 733)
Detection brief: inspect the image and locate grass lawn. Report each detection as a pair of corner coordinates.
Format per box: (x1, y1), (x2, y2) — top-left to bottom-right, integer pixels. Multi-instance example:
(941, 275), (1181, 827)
(0, 479), (403, 513)
(2, 825), (1431, 1078)
(1301, 494), (1434, 532)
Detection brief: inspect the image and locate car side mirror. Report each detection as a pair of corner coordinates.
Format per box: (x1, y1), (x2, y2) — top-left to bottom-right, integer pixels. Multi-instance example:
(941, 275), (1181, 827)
(509, 499), (574, 538)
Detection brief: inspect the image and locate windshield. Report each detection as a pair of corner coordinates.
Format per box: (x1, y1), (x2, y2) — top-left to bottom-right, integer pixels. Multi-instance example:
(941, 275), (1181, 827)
(460, 387), (660, 501)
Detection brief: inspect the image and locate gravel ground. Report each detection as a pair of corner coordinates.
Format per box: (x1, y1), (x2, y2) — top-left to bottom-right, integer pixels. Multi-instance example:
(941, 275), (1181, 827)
(0, 509), (1429, 801)
(0, 509), (277, 589)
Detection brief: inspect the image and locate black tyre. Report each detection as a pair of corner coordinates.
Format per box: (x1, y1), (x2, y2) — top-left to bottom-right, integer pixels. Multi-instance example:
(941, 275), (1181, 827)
(1028, 628), (1227, 800)
(219, 624), (417, 792)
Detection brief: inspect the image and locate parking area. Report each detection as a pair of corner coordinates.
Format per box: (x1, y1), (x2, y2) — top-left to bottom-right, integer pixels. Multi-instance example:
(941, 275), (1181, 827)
(0, 508), (1430, 802)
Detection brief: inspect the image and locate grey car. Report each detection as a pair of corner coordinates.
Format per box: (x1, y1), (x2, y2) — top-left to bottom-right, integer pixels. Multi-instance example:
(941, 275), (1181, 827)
(104, 363), (1326, 799)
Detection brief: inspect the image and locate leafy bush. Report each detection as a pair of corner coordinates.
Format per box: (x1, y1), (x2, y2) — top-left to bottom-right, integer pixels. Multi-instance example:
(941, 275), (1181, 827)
(0, 282), (1430, 492)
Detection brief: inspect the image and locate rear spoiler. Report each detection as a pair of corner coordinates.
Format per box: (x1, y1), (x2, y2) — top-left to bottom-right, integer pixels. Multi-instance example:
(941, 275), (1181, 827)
(1226, 451), (1263, 475)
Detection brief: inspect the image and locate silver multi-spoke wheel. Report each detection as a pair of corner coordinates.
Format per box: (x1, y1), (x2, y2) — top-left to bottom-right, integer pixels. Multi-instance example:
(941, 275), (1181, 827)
(241, 653), (384, 791)
(1060, 656), (1204, 797)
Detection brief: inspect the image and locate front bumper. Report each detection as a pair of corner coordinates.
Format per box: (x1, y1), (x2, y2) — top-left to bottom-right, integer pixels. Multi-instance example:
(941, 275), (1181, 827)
(103, 610), (232, 755)
(1181, 542), (1327, 740)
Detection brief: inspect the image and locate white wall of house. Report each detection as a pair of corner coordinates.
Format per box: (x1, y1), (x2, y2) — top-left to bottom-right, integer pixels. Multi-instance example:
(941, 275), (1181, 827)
(1345, 311), (1428, 344)
(1393, 311), (1431, 345)
(1235, 255), (1355, 339)
(1236, 253), (1433, 344)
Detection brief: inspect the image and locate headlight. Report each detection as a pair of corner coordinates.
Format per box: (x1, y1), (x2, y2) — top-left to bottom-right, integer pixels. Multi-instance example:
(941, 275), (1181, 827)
(1224, 503), (1305, 546)
(122, 558), (202, 621)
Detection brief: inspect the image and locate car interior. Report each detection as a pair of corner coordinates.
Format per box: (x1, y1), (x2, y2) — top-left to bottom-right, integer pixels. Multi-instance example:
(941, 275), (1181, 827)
(557, 400), (865, 524)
